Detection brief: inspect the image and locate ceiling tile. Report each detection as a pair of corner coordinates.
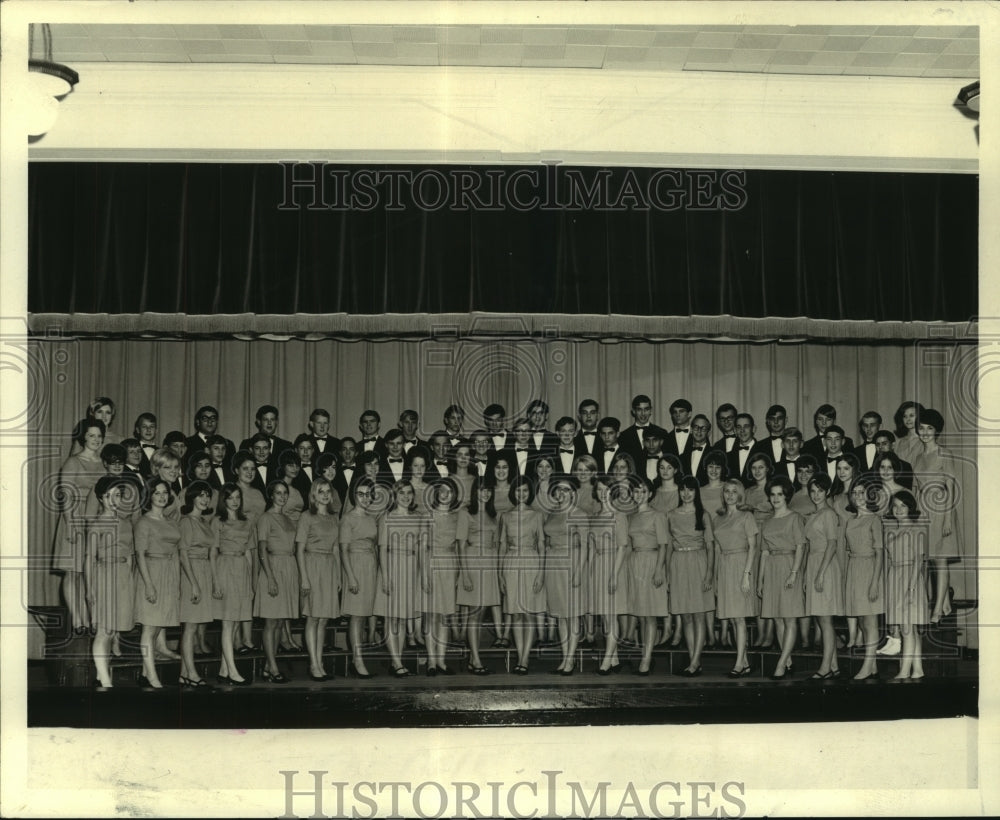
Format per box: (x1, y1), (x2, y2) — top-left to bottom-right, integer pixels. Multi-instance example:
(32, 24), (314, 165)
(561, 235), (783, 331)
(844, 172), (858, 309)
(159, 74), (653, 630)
(769, 51), (813, 66)
(523, 28), (568, 46)
(472, 44), (523, 67)
(861, 36), (914, 52)
(439, 44), (480, 62)
(604, 46), (647, 62)
(905, 38), (949, 54)
(482, 27), (523, 44)
(692, 32), (740, 49)
(609, 29), (657, 47)
(222, 40), (272, 56)
(351, 26), (394, 44)
(644, 47), (691, 67)
(353, 42), (397, 59)
(942, 39), (979, 55)
(268, 40), (313, 56)
(820, 36), (869, 52)
(305, 26), (353, 42)
(131, 25), (177, 39)
(685, 48), (733, 65)
(308, 42), (358, 61)
(914, 26), (968, 38)
(393, 26), (438, 43)
(181, 40), (227, 55)
(436, 27), (481, 45)
(136, 38), (186, 54)
(220, 25), (263, 40)
(563, 44), (607, 68)
(393, 43), (440, 65)
(809, 51), (860, 67)
(734, 33), (783, 50)
(766, 63), (843, 75)
(566, 28), (613, 46)
(172, 25), (223, 40)
(891, 52), (939, 68)
(851, 52), (898, 68)
(199, 54), (274, 64)
(651, 31), (699, 48)
(523, 44), (567, 60)
(779, 35), (829, 51)
(874, 26), (920, 37)
(931, 53), (978, 70)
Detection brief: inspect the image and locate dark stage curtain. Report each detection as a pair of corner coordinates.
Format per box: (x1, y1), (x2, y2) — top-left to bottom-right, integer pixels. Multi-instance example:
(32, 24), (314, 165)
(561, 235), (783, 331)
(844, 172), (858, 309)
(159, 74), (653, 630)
(28, 164), (977, 323)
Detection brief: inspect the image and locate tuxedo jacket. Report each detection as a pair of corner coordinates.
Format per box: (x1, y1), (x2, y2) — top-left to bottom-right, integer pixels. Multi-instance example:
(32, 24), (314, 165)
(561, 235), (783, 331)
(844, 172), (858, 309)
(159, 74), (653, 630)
(528, 430), (559, 458)
(488, 431), (513, 454)
(572, 430), (604, 463)
(206, 462), (236, 491)
(552, 445), (581, 477)
(776, 455), (804, 486)
(290, 470), (313, 506)
(378, 453), (409, 484)
(725, 442), (758, 486)
(662, 428), (693, 459)
(248, 461), (280, 498)
(184, 433), (236, 473)
(852, 441), (881, 473)
(618, 424), (668, 466)
(752, 436), (785, 467)
(711, 434), (738, 456)
(357, 435), (384, 457)
(239, 434), (295, 462)
(331, 466), (359, 506)
(596, 445), (626, 477)
(307, 434), (342, 461)
(137, 447), (156, 480)
(802, 434), (855, 463)
(681, 444), (712, 484)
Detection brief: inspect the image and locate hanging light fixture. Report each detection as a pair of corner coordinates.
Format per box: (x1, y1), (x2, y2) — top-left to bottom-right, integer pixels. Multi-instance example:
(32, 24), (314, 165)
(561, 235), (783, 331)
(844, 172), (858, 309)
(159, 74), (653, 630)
(27, 23), (79, 137)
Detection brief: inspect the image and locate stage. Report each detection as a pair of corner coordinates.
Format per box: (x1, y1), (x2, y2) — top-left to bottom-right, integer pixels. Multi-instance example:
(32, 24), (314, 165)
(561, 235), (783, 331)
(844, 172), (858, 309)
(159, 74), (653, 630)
(30, 617), (977, 729)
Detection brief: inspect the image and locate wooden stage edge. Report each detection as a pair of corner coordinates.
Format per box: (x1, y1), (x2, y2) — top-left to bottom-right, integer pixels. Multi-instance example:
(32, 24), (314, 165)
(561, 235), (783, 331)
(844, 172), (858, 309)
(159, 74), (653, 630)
(28, 649), (978, 729)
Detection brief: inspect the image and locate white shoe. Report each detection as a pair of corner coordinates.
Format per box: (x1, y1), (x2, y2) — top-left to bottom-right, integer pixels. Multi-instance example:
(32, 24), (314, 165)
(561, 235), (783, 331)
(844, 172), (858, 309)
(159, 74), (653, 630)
(876, 635), (901, 656)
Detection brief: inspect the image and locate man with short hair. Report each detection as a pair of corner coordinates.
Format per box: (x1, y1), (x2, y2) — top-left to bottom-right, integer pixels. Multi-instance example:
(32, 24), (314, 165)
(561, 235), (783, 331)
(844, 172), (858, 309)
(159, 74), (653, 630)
(184, 405), (236, 469)
(756, 404), (788, 465)
(241, 404), (294, 461)
(358, 410), (383, 454)
(510, 418), (534, 477)
(134, 412), (159, 477)
(443, 404), (468, 450)
(852, 411), (883, 472)
(380, 428), (407, 482)
(681, 415), (713, 484)
(483, 403), (510, 453)
(663, 398), (694, 458)
(332, 437), (358, 505)
(803, 404), (854, 462)
(526, 399), (558, 457)
(872, 430), (913, 478)
(619, 394), (667, 466)
(398, 409), (425, 452)
(429, 430), (453, 477)
(640, 427), (667, 482)
(597, 417), (623, 476)
(776, 427), (805, 484)
(247, 432), (274, 496)
(726, 413), (759, 484)
(554, 416), (579, 476)
(712, 403), (739, 454)
(163, 430), (188, 465)
(207, 433), (235, 489)
(574, 398), (603, 458)
(822, 425), (848, 480)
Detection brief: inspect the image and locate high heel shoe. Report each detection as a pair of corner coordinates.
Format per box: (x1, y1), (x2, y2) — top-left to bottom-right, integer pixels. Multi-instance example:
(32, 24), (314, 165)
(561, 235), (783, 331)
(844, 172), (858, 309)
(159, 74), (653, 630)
(467, 664), (490, 676)
(138, 674), (162, 690)
(853, 670), (880, 682)
(351, 660), (373, 679)
(262, 669), (289, 684)
(309, 672), (331, 682)
(728, 666), (752, 678)
(677, 666), (702, 678)
(392, 665), (412, 677)
(636, 660), (654, 677)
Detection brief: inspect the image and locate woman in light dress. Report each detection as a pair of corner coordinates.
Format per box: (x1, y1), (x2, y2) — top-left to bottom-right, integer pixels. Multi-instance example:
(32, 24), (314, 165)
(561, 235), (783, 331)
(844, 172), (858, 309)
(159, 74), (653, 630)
(803, 474), (844, 680)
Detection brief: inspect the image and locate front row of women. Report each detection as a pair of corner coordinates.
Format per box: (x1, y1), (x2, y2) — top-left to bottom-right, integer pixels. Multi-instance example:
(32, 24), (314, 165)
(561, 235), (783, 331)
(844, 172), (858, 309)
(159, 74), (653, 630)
(84, 467), (928, 689)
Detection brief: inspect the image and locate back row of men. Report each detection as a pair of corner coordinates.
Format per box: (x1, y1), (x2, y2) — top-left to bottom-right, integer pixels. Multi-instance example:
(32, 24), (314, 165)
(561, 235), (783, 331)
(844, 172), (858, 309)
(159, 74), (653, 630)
(97, 395), (916, 499)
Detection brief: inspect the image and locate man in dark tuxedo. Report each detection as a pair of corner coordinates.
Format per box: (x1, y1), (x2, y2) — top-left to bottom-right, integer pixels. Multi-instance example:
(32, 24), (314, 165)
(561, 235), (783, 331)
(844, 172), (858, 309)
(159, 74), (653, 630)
(639, 427), (667, 482)
(398, 409), (426, 453)
(872, 431), (913, 478)
(428, 430), (453, 479)
(164, 430), (188, 467)
(726, 413), (759, 485)
(712, 403), (739, 454)
(306, 408), (340, 460)
(510, 418), (535, 478)
(469, 430), (496, 478)
(573, 398), (603, 460)
(596, 417), (623, 476)
(618, 394), (667, 467)
(121, 438), (147, 479)
(820, 425), (849, 481)
(526, 399), (559, 457)
(241, 404), (294, 462)
(357, 409), (384, 456)
(803, 404), (854, 463)
(483, 403), (511, 454)
(756, 404), (789, 466)
(246, 432), (276, 496)
(776, 427), (805, 484)
(206, 433), (235, 489)
(442, 404), (469, 452)
(663, 398), (695, 458)
(133, 412), (159, 478)
(291, 434), (316, 490)
(184, 405), (236, 474)
(681, 414), (713, 484)
(553, 416), (579, 476)
(380, 428), (408, 483)
(852, 411), (883, 473)
(332, 437), (358, 506)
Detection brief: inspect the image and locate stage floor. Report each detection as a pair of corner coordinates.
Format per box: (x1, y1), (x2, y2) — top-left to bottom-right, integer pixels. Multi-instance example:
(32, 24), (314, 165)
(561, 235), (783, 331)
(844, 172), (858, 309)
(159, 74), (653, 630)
(29, 647), (978, 729)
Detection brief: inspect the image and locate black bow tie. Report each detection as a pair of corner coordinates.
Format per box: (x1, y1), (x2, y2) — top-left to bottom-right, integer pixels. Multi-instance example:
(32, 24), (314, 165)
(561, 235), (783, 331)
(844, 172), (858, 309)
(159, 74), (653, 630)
(388, 458), (403, 464)
(342, 465), (354, 471)
(363, 437), (376, 442)
(405, 440), (417, 445)
(435, 460), (449, 466)
(739, 445), (750, 451)
(828, 457), (840, 463)
(142, 443), (157, 450)
(583, 431), (596, 437)
(473, 456), (489, 463)
(515, 447), (529, 453)
(675, 428), (689, 434)
(647, 455), (660, 460)
(724, 434), (736, 439)
(560, 448), (574, 454)
(691, 445), (704, 451)
(770, 436), (782, 441)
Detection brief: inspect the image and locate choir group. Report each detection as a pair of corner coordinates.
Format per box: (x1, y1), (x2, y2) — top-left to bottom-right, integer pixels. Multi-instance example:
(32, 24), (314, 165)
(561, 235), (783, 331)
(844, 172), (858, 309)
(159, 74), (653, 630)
(52, 393), (963, 691)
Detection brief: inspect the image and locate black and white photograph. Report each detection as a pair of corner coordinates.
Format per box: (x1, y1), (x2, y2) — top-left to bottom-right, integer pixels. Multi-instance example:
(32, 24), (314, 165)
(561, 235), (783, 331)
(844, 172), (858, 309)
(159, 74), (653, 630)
(1, 1), (996, 817)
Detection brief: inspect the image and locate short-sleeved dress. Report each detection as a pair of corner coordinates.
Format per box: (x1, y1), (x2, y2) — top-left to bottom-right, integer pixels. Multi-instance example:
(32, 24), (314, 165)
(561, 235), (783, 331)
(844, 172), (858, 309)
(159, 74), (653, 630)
(788, 490), (815, 517)
(134, 514), (182, 627)
(912, 450), (962, 561)
(543, 508), (587, 619)
(282, 483), (306, 523)
(500, 507), (546, 615)
(844, 514), (884, 616)
(587, 510), (630, 617)
(627, 509), (670, 617)
(667, 508), (715, 614)
(239, 484), (267, 524)
(452, 473), (476, 509)
(89, 515), (136, 632)
(339, 510), (379, 617)
(699, 485), (724, 518)
(423, 508), (460, 615)
(211, 516), (256, 621)
(296, 511), (340, 619)
(759, 513), (806, 618)
(712, 510), (759, 619)
(492, 486), (514, 518)
(884, 518), (930, 626)
(375, 509), (425, 620)
(804, 506), (845, 616)
(178, 514), (215, 624)
(52, 455), (106, 572)
(651, 483), (680, 516)
(455, 507), (500, 608)
(254, 510), (299, 619)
